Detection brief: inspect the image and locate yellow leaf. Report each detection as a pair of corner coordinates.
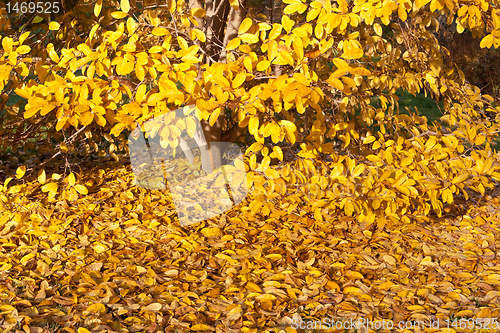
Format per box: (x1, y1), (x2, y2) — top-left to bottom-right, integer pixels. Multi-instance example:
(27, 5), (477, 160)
(227, 306), (242, 320)
(232, 72), (246, 88)
(244, 57), (253, 71)
(351, 164), (365, 177)
(246, 281), (262, 292)
(193, 28), (206, 42)
(407, 305), (426, 311)
(142, 303), (162, 312)
(34, 288), (46, 302)
(264, 168), (279, 179)
(80, 112), (94, 126)
(96, 114), (106, 127)
(67, 173), (76, 186)
(60, 142), (68, 154)
(2, 37), (13, 53)
(190, 8), (205, 17)
(89, 24), (99, 42)
(40, 104), (56, 116)
(49, 22), (60, 30)
(448, 291), (462, 301)
(270, 124), (283, 143)
(349, 67), (371, 75)
(15, 88), (31, 99)
(246, 142), (263, 153)
(75, 185), (88, 195)
(86, 303), (106, 313)
(177, 36), (189, 50)
(41, 182), (58, 193)
(209, 108), (222, 126)
(3, 177), (13, 189)
(186, 117), (197, 138)
(165, 269), (179, 276)
(24, 107), (39, 119)
(256, 294), (276, 301)
(341, 47), (363, 59)
(0, 305), (15, 311)
(398, 3), (407, 21)
(226, 37), (241, 51)
(261, 155), (271, 168)
(249, 117), (259, 135)
(346, 271), (364, 280)
(475, 134), (486, 146)
(94, 0), (102, 16)
(273, 146), (283, 161)
(415, 0), (431, 8)
(239, 33), (259, 44)
(307, 8), (320, 22)
(327, 77), (343, 90)
(167, 0), (176, 12)
(229, 0), (239, 10)
(239, 18), (253, 35)
(32, 15), (44, 23)
(257, 60), (270, 71)
(78, 328), (91, 333)
(383, 255), (396, 265)
(480, 34), (494, 48)
(279, 120), (296, 132)
(282, 15), (295, 33)
(268, 24), (283, 40)
(344, 200), (354, 216)
(455, 309), (473, 317)
(111, 11), (128, 19)
(93, 243), (108, 254)
(279, 120), (296, 144)
(442, 188), (453, 203)
(20, 253), (36, 265)
(373, 23), (382, 36)
(121, 0), (130, 13)
(192, 324), (213, 331)
(149, 46), (163, 53)
(182, 105), (196, 116)
(152, 27), (169, 36)
(38, 169), (46, 184)
(420, 256), (433, 266)
(201, 227), (222, 237)
(401, 156), (413, 167)
(452, 173), (469, 184)
(344, 286), (362, 294)
(16, 166), (26, 179)
(477, 308), (492, 318)
(136, 84), (147, 103)
(363, 136), (376, 144)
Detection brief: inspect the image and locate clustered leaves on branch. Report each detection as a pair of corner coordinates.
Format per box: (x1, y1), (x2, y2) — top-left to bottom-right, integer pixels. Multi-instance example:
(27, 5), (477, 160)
(2, 0), (500, 329)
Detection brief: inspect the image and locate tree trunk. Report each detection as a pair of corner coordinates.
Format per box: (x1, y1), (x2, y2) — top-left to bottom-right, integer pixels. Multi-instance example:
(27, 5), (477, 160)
(199, 118), (223, 173)
(220, 0), (247, 63)
(185, 0), (247, 173)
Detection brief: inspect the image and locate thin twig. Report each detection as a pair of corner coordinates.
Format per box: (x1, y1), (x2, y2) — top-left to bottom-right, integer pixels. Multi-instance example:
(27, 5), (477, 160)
(66, 126), (87, 144)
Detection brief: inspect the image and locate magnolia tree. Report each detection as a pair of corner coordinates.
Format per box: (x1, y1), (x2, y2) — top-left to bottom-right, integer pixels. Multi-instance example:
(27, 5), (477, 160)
(2, 0), (500, 225)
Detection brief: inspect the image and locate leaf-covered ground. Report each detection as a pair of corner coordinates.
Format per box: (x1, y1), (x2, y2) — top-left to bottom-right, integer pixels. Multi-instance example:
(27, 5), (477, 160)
(1, 158), (500, 333)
